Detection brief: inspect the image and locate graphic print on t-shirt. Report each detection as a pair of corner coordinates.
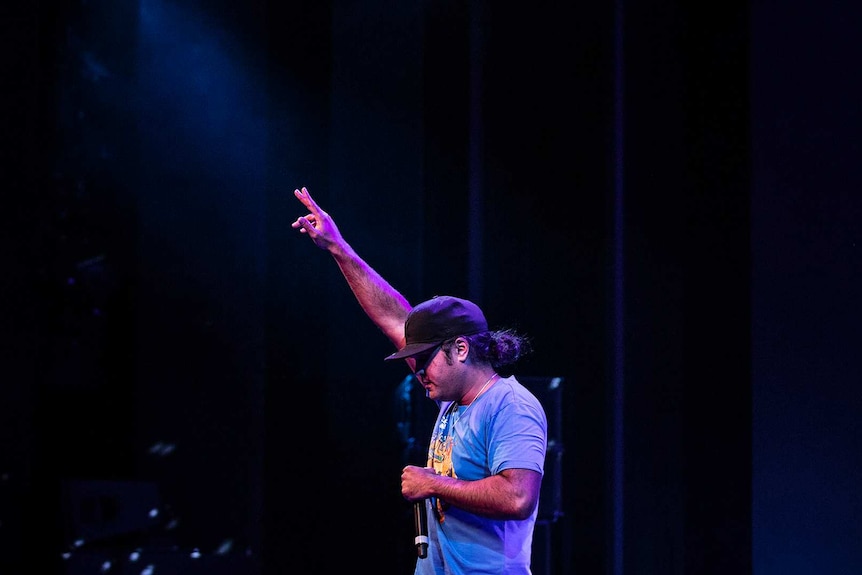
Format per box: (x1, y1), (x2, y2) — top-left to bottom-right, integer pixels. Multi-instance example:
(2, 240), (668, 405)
(429, 402), (460, 522)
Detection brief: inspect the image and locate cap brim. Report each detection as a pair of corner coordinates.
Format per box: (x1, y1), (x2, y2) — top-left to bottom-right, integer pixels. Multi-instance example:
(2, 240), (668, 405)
(384, 340), (442, 361)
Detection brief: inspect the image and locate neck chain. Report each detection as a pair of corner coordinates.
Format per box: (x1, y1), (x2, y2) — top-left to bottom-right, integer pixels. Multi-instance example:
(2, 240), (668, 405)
(440, 373), (499, 433)
(460, 372), (499, 407)
(452, 372), (498, 420)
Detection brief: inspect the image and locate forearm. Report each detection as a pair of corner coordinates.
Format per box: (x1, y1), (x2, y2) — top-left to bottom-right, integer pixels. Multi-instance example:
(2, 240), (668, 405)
(330, 242), (411, 348)
(431, 469), (541, 521)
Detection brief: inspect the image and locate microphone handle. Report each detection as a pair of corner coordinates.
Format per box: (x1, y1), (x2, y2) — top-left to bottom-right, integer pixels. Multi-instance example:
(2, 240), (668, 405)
(413, 499), (429, 558)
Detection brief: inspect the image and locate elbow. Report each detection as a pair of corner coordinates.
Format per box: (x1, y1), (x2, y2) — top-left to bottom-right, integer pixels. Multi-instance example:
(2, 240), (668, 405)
(498, 469), (542, 520)
(509, 493), (539, 521)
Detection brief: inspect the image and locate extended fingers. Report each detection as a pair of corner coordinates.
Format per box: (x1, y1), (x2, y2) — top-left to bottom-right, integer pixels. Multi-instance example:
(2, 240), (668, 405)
(292, 186), (326, 236)
(294, 186), (320, 210)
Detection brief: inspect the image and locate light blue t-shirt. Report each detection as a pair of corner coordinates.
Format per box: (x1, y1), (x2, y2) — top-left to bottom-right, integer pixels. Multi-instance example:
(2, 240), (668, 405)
(415, 375), (548, 575)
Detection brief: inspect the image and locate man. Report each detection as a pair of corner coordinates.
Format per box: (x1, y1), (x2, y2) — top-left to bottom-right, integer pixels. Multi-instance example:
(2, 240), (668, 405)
(291, 186), (547, 574)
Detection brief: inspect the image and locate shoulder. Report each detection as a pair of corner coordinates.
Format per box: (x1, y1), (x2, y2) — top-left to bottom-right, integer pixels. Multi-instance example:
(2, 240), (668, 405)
(496, 376), (543, 406)
(485, 376), (546, 421)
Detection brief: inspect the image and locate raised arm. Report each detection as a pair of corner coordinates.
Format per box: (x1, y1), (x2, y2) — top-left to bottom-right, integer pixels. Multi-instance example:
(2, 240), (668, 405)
(291, 186), (411, 351)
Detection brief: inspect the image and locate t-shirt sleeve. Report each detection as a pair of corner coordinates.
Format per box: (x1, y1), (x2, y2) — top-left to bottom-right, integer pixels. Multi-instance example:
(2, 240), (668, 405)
(488, 395), (547, 475)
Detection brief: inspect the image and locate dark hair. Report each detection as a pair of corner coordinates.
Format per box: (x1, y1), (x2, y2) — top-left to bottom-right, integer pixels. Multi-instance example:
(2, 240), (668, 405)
(441, 328), (532, 373)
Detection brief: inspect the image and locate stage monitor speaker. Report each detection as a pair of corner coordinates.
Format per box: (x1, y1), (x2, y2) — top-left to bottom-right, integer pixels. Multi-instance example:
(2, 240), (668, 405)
(519, 376), (564, 523)
(62, 479), (163, 546)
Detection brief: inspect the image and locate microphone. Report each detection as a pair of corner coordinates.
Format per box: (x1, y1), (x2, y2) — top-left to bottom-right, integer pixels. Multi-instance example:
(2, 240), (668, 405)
(413, 499), (429, 558)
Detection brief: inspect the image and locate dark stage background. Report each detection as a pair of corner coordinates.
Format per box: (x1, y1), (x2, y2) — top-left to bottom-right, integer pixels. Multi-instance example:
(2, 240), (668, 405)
(1, 1), (859, 574)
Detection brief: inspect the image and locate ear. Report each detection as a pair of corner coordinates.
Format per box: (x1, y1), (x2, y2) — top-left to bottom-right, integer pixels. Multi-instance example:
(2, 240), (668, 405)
(454, 337), (470, 362)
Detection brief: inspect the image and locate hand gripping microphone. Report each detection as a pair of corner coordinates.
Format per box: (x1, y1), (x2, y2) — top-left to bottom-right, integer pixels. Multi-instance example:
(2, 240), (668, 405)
(413, 499), (429, 558)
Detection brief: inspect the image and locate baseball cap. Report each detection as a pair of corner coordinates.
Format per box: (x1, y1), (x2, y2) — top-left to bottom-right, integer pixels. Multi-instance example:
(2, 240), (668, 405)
(384, 295), (488, 360)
